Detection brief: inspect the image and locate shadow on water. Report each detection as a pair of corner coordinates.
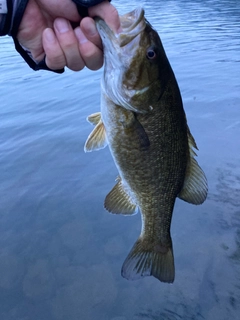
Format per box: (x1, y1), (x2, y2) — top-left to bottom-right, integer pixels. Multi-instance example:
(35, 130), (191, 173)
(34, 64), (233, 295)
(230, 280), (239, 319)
(137, 308), (204, 320)
(212, 165), (240, 265)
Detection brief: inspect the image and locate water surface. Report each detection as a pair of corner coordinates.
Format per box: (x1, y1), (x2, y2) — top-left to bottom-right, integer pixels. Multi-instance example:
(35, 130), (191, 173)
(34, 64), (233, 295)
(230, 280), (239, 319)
(0, 0), (240, 319)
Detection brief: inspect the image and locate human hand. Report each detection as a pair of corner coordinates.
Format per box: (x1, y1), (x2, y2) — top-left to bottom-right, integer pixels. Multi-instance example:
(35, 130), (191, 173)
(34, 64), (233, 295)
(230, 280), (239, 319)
(17, 0), (120, 71)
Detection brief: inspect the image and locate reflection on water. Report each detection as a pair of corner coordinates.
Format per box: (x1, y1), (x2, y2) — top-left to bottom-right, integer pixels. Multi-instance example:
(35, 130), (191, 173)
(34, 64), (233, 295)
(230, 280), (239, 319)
(0, 0), (240, 319)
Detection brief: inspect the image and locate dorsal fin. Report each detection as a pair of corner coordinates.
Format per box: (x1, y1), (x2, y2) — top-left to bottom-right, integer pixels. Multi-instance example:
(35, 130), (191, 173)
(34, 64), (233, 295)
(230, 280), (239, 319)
(178, 126), (208, 204)
(104, 178), (138, 215)
(84, 120), (108, 152)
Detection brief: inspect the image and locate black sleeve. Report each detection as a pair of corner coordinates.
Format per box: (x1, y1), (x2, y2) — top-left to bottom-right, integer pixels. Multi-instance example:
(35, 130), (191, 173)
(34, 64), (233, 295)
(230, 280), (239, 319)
(72, 0), (111, 7)
(9, 0), (64, 73)
(72, 0), (111, 17)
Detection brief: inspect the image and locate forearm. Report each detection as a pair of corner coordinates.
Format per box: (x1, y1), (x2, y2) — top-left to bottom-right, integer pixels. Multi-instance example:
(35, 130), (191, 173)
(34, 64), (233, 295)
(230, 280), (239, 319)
(0, 0), (28, 36)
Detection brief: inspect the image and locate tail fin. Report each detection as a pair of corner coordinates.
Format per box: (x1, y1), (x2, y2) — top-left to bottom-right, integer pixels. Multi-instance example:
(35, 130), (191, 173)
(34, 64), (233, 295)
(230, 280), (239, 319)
(121, 237), (175, 283)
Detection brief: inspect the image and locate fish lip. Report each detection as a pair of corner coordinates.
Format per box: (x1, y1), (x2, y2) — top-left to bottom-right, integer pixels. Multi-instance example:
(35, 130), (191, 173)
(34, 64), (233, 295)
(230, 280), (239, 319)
(95, 7), (145, 47)
(120, 7), (145, 33)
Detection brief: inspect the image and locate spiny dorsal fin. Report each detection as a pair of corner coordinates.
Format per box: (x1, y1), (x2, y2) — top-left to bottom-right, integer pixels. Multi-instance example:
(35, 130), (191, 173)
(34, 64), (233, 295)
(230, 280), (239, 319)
(87, 112), (101, 126)
(121, 237), (175, 283)
(104, 179), (137, 215)
(84, 120), (107, 152)
(178, 126), (208, 204)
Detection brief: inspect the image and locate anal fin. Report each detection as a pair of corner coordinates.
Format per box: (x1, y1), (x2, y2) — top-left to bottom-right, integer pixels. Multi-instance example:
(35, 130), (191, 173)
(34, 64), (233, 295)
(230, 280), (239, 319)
(104, 179), (137, 215)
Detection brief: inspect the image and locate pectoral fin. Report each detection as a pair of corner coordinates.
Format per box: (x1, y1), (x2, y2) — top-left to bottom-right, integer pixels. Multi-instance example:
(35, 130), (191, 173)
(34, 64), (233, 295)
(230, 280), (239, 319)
(122, 112), (150, 149)
(104, 178), (138, 215)
(84, 120), (108, 152)
(87, 112), (101, 125)
(132, 118), (150, 149)
(178, 127), (208, 204)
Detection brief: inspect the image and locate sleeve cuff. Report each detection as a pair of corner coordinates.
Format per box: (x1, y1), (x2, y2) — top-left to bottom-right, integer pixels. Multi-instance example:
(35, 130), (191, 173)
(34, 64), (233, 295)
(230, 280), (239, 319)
(0, 0), (29, 36)
(72, 0), (111, 9)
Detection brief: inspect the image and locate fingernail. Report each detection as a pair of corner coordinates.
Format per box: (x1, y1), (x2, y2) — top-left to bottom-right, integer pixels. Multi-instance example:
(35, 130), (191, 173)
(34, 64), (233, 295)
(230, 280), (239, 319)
(74, 27), (88, 44)
(44, 28), (55, 43)
(55, 18), (70, 33)
(117, 26), (123, 34)
(87, 23), (97, 37)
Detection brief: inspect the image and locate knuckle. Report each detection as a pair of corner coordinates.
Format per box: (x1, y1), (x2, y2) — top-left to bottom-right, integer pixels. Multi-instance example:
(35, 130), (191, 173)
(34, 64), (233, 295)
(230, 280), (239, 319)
(80, 43), (101, 59)
(61, 41), (76, 51)
(68, 61), (85, 71)
(46, 54), (66, 69)
(85, 53), (103, 70)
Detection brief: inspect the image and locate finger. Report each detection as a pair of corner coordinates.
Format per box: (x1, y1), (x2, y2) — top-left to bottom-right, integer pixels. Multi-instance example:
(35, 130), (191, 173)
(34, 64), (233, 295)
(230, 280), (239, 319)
(44, 0), (80, 22)
(88, 1), (121, 33)
(43, 28), (67, 70)
(74, 27), (103, 71)
(80, 17), (102, 49)
(54, 18), (85, 71)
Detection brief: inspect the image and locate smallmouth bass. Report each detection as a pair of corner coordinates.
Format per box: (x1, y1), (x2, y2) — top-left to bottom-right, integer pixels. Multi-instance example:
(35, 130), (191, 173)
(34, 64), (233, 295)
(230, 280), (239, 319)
(84, 7), (208, 283)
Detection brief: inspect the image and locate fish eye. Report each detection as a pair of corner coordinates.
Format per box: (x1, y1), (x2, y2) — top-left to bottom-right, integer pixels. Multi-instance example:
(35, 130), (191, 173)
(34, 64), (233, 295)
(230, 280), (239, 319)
(146, 48), (157, 60)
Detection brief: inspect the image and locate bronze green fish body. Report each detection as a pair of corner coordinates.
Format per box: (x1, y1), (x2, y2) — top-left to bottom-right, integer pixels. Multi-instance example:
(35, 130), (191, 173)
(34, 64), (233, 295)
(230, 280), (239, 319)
(85, 7), (207, 283)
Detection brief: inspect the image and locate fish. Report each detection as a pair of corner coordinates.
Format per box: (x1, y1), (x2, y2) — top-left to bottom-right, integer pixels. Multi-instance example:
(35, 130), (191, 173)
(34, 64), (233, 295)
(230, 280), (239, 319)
(84, 7), (208, 283)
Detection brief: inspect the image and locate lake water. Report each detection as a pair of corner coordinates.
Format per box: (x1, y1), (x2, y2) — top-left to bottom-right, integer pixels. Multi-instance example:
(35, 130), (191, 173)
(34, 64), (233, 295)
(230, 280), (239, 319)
(0, 0), (240, 319)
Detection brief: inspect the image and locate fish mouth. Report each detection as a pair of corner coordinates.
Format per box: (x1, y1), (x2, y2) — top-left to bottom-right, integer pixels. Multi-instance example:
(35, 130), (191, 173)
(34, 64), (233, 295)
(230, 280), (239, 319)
(95, 7), (146, 47)
(95, 7), (147, 112)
